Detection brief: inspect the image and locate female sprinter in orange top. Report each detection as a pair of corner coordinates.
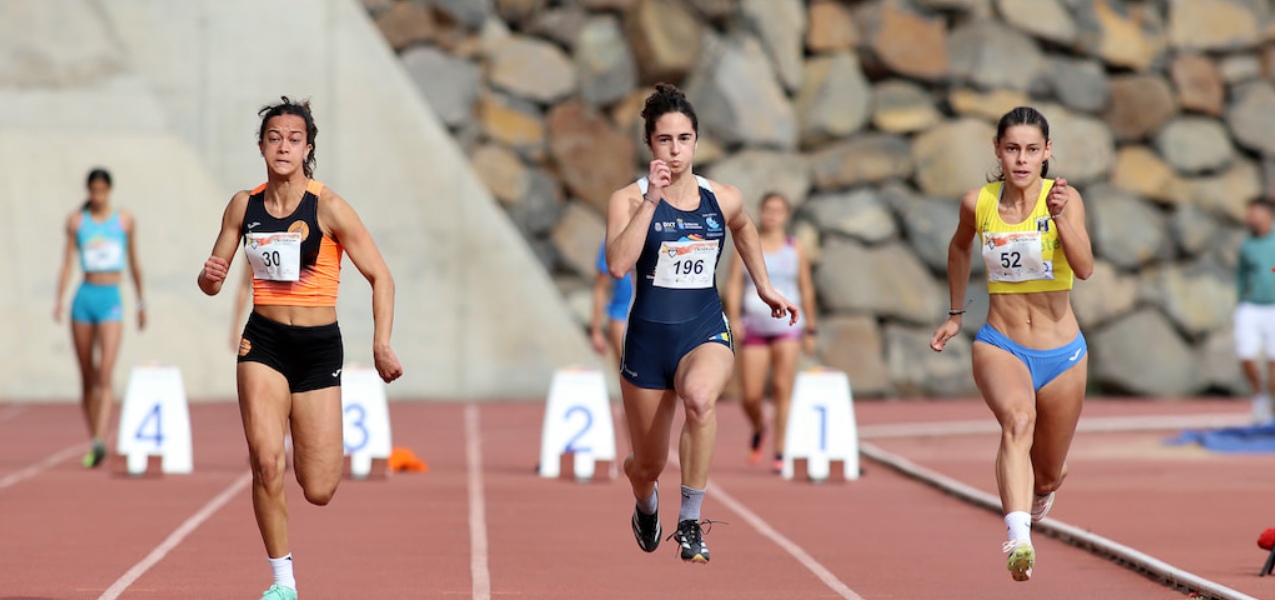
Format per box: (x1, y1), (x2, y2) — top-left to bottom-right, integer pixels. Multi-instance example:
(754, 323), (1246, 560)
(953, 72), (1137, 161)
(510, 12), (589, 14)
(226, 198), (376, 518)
(197, 97), (403, 600)
(607, 83), (797, 563)
(930, 106), (1093, 582)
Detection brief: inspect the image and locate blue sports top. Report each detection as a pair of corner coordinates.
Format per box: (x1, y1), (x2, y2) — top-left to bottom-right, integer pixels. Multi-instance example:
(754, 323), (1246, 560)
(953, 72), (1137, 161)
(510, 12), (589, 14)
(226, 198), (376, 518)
(595, 242), (634, 322)
(77, 209), (128, 273)
(629, 176), (728, 324)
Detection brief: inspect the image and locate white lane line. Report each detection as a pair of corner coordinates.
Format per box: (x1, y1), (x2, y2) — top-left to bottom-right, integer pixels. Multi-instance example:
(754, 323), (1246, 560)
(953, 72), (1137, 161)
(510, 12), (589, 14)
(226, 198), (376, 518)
(0, 404), (28, 424)
(710, 481), (866, 600)
(97, 472), (252, 600)
(859, 442), (1259, 600)
(666, 444), (864, 599)
(465, 403), (492, 600)
(859, 412), (1251, 440)
(0, 443), (86, 491)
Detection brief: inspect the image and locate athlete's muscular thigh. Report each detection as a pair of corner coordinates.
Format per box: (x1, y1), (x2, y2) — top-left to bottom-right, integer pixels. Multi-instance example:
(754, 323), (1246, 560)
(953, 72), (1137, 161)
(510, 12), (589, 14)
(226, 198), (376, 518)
(289, 387), (344, 505)
(675, 342), (734, 418)
(238, 363), (292, 482)
(972, 342), (1035, 428)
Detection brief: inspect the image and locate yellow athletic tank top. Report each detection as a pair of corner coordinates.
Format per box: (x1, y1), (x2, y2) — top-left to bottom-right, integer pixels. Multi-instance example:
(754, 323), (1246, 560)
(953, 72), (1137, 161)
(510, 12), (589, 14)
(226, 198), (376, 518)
(975, 180), (1073, 294)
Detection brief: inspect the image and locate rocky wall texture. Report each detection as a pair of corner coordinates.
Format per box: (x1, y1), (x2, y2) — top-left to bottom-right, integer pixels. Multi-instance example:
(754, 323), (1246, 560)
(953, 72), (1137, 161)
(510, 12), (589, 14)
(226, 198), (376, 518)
(364, 0), (1275, 397)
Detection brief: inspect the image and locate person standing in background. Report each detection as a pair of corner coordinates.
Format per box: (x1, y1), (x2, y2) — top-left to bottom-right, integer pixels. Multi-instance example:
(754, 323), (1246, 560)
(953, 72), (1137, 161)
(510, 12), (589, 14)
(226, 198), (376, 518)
(1235, 198), (1275, 423)
(724, 192), (817, 473)
(54, 168), (147, 468)
(590, 239), (633, 369)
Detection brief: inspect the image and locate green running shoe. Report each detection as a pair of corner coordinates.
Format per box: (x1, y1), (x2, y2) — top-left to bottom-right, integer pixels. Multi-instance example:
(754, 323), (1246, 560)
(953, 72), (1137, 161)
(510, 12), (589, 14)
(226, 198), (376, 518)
(83, 440), (106, 469)
(259, 584), (297, 600)
(1003, 539), (1035, 582)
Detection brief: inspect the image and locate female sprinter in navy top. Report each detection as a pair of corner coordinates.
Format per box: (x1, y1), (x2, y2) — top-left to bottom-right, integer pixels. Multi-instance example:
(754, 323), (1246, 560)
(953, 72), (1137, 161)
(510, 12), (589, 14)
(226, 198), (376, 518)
(606, 83), (797, 564)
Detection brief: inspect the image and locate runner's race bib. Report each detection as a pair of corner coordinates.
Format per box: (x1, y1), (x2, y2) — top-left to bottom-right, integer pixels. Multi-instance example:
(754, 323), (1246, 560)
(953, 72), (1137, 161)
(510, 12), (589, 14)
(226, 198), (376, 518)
(654, 239), (719, 289)
(244, 231), (303, 282)
(83, 237), (124, 272)
(982, 231), (1053, 282)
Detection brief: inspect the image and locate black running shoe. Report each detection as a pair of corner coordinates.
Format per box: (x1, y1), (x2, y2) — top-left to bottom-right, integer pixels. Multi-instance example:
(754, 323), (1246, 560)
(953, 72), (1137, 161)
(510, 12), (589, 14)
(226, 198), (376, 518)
(631, 505), (661, 552)
(669, 519), (711, 563)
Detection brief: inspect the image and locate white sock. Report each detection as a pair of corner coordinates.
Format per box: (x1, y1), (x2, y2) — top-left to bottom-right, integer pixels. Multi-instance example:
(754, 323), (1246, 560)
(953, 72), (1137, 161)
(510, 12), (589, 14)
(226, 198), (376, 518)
(678, 485), (706, 522)
(1005, 511), (1032, 544)
(268, 553), (296, 590)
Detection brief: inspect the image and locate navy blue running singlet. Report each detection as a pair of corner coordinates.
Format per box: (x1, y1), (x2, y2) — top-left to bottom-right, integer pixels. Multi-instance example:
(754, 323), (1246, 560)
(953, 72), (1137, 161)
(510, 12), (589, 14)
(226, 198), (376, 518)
(620, 176), (733, 389)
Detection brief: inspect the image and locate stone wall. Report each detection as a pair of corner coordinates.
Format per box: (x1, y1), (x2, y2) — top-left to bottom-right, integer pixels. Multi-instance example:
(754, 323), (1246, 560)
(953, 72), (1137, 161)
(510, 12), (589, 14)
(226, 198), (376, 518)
(366, 0), (1275, 397)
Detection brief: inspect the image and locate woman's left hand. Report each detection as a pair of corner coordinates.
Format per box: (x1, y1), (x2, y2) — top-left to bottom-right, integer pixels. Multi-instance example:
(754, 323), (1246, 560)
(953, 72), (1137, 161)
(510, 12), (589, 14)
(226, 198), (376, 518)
(802, 331), (817, 356)
(1047, 177), (1069, 218)
(374, 344), (404, 383)
(137, 307), (147, 331)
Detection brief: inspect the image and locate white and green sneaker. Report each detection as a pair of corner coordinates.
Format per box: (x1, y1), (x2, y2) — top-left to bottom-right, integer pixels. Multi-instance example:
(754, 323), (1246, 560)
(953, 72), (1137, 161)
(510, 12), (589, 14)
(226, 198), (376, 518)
(260, 584), (297, 600)
(1003, 539), (1035, 582)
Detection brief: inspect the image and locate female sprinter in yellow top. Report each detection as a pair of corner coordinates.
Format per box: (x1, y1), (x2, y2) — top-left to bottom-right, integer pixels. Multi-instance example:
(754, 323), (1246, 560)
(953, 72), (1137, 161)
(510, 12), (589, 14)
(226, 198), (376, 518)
(197, 97), (403, 600)
(930, 106), (1093, 582)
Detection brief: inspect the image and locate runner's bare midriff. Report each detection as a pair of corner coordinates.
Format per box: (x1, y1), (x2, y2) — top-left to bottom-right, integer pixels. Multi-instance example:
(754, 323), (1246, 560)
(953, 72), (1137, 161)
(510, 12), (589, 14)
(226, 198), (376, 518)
(253, 304), (338, 327)
(84, 271), (123, 286)
(985, 290), (1079, 350)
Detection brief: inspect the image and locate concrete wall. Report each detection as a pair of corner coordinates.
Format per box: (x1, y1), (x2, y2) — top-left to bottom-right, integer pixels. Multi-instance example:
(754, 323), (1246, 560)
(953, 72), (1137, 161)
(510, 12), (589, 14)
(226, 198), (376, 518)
(0, 0), (601, 400)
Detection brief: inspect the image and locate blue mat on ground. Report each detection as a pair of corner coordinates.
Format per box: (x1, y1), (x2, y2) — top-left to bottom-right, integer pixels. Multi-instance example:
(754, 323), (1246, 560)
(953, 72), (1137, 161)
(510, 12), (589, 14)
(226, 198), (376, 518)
(1166, 423), (1275, 453)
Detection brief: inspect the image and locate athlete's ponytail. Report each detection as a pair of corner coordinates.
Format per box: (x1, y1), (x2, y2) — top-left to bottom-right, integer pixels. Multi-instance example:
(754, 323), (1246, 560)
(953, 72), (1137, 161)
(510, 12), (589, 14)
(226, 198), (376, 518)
(641, 83), (699, 144)
(989, 106), (1051, 182)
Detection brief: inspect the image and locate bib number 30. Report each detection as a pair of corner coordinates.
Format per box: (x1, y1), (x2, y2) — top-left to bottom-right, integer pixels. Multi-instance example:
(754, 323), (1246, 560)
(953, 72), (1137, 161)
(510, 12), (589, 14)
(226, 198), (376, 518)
(244, 231), (303, 282)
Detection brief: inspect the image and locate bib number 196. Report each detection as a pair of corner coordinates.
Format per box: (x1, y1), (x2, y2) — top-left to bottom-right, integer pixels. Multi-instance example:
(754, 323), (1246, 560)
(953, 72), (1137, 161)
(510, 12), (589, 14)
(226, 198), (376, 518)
(672, 259), (705, 275)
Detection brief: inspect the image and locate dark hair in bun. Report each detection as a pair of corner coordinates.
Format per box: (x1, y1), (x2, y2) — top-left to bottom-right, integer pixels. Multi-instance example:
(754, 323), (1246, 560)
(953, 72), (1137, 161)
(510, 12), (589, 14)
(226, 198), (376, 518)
(641, 83), (698, 144)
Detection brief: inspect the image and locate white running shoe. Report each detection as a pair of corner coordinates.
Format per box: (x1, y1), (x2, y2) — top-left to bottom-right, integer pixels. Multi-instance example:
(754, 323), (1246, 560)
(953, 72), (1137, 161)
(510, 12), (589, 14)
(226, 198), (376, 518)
(1031, 491), (1055, 522)
(1253, 394), (1273, 424)
(1002, 539), (1035, 582)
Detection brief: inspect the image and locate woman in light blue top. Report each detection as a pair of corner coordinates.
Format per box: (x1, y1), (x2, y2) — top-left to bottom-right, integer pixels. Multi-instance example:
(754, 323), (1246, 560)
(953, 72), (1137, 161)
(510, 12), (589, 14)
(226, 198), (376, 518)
(590, 240), (634, 366)
(53, 168), (147, 468)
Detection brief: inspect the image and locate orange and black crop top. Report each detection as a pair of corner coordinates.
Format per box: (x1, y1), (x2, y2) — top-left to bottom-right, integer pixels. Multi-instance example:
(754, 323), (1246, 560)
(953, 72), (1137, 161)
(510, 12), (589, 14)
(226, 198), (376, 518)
(241, 180), (342, 307)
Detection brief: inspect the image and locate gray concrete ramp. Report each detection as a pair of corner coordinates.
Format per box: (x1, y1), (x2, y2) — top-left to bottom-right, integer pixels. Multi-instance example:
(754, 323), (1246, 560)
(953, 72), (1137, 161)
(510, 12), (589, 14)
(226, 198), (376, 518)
(1, 0), (600, 399)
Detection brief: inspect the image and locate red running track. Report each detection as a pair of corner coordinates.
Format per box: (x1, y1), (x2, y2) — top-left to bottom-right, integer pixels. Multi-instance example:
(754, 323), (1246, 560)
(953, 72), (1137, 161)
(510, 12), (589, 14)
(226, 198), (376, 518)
(0, 398), (1265, 598)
